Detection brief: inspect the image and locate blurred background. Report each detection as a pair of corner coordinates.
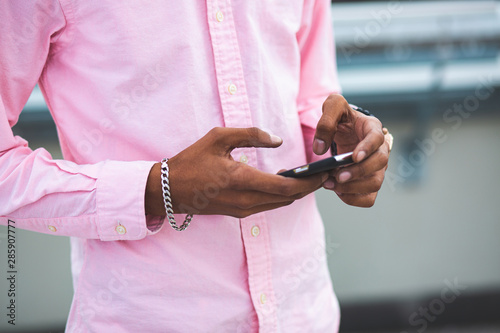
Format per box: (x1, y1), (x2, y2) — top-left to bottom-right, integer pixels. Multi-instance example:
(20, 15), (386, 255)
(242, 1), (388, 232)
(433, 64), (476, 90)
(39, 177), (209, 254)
(1, 0), (499, 332)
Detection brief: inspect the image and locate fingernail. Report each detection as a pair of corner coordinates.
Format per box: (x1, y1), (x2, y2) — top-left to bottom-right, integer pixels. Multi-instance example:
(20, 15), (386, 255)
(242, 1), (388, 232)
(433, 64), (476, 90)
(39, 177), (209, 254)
(357, 151), (366, 162)
(313, 139), (326, 154)
(270, 134), (282, 144)
(338, 171), (351, 183)
(323, 179), (335, 189)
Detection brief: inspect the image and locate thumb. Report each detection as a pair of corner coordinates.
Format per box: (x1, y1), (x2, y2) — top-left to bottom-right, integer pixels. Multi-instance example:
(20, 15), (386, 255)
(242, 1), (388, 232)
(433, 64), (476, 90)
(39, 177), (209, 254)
(218, 127), (283, 150)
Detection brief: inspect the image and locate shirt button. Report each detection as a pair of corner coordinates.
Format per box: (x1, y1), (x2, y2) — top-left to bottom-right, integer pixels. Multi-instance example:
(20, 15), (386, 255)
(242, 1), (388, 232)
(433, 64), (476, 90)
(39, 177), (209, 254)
(48, 225), (57, 232)
(239, 154), (248, 164)
(115, 224), (127, 235)
(228, 83), (237, 95)
(251, 225), (260, 237)
(216, 11), (224, 22)
(260, 293), (267, 305)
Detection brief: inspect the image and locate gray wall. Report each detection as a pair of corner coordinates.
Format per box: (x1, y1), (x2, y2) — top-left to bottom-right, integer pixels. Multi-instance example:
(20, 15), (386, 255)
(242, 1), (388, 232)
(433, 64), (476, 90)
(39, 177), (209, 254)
(320, 114), (500, 302)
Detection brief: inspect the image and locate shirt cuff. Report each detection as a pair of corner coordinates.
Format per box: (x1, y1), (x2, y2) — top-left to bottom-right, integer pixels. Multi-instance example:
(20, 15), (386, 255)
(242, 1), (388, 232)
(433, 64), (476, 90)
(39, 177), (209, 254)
(96, 160), (163, 241)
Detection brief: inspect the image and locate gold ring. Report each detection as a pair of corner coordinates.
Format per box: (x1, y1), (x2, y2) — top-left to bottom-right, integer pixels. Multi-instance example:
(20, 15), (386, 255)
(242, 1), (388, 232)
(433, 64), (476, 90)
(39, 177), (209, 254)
(383, 127), (393, 152)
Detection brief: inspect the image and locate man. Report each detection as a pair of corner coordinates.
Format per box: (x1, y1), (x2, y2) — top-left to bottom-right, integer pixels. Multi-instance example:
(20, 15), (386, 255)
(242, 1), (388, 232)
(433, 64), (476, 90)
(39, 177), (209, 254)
(0, 0), (391, 331)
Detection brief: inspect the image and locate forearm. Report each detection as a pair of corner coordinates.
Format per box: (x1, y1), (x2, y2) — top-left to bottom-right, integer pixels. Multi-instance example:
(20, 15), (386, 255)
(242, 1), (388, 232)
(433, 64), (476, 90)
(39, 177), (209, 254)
(0, 142), (158, 240)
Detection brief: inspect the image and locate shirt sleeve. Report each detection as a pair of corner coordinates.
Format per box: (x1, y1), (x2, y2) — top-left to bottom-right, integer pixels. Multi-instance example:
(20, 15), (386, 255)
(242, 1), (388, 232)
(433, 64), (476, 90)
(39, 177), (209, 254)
(0, 0), (163, 241)
(296, 0), (342, 163)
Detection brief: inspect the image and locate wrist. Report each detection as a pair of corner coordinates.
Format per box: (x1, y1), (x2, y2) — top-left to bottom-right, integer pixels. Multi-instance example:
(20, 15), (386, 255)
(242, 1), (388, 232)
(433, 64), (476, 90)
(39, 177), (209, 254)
(160, 158), (193, 231)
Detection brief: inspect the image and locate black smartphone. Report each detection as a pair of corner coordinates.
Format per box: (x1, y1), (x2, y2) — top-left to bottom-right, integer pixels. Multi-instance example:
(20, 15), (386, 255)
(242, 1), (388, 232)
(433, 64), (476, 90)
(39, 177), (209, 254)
(278, 152), (354, 178)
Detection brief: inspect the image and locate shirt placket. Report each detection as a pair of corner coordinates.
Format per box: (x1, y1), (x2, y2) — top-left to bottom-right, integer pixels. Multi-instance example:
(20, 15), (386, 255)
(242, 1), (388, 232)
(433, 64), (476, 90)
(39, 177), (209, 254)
(206, 1), (278, 331)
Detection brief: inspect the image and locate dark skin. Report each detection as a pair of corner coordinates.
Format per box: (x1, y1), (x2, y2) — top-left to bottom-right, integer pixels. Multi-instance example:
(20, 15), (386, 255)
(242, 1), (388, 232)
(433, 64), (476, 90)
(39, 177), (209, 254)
(315, 94), (390, 207)
(145, 94), (390, 217)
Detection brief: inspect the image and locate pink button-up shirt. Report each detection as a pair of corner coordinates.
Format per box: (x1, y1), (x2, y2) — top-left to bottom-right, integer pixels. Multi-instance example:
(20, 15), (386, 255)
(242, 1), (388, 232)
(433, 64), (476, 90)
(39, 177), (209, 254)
(1, 0), (342, 331)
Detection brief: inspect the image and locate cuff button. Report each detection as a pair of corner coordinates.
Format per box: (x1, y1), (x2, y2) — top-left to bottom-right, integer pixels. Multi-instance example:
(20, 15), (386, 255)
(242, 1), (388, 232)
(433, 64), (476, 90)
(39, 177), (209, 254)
(115, 224), (127, 235)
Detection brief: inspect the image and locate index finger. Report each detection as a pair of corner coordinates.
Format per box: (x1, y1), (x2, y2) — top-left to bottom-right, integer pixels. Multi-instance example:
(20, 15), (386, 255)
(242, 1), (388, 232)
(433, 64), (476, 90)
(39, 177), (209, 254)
(212, 127), (283, 150)
(352, 117), (384, 163)
(313, 94), (350, 155)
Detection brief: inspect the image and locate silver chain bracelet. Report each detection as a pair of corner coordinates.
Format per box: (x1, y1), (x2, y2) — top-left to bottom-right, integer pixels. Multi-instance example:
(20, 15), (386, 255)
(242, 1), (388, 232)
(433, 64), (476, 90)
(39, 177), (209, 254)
(160, 158), (193, 231)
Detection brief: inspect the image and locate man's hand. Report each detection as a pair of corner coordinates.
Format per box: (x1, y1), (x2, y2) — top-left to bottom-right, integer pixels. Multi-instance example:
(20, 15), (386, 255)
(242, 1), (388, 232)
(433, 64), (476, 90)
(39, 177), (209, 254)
(145, 127), (328, 218)
(313, 94), (391, 207)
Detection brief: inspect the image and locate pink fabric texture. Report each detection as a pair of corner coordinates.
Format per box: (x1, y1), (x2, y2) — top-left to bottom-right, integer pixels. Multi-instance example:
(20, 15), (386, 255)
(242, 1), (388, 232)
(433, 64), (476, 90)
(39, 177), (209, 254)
(0, 0), (342, 331)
